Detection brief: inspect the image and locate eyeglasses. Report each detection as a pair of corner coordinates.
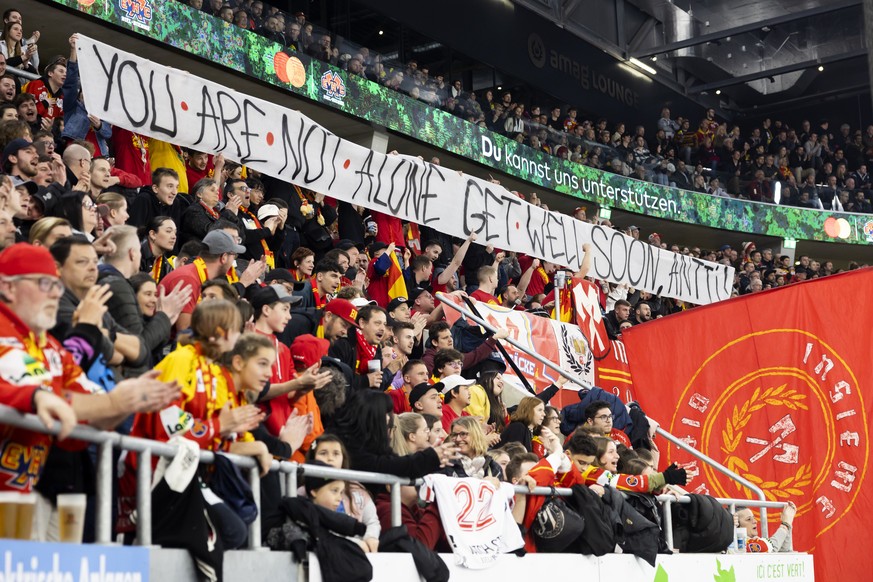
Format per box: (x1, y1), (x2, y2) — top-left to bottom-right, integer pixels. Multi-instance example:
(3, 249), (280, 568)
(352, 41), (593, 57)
(82, 200), (96, 211)
(594, 414), (614, 422)
(449, 431), (469, 440)
(447, 361), (462, 369)
(9, 276), (63, 293)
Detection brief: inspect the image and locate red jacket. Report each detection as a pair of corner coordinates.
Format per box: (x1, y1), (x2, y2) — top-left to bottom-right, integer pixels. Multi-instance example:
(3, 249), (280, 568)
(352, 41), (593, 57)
(0, 302), (100, 492)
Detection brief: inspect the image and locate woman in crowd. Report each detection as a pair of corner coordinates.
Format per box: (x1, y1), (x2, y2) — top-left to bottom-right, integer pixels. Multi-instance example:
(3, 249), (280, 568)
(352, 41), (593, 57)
(290, 246), (315, 282)
(129, 273), (174, 365)
(379, 412), (446, 551)
(390, 412), (432, 456)
(306, 434), (380, 552)
(441, 417), (503, 480)
(96, 192), (129, 228)
(1, 21), (38, 72)
(478, 371), (509, 432)
(50, 191), (98, 240)
(592, 436), (621, 473)
(331, 390), (460, 483)
(29, 216), (73, 247)
(119, 301), (270, 548)
(180, 178), (240, 245)
(139, 216), (177, 282)
(498, 396), (545, 453)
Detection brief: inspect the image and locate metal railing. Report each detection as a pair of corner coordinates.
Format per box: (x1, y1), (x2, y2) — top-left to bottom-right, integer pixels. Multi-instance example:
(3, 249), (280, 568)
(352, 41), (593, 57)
(0, 403), (784, 554)
(436, 293), (776, 537)
(7, 65), (39, 82)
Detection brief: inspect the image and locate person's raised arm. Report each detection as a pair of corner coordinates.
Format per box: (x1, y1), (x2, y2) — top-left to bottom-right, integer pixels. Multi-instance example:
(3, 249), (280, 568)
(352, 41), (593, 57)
(570, 243), (593, 279)
(438, 233), (476, 286)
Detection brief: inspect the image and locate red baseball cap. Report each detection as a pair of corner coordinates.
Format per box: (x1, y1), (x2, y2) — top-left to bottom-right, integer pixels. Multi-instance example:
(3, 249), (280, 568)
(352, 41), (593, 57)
(291, 334), (330, 368)
(323, 298), (359, 327)
(0, 243), (59, 277)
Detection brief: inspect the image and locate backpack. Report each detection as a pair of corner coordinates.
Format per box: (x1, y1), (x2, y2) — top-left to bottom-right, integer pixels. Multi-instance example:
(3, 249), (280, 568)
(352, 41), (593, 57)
(564, 485), (617, 556)
(532, 493), (586, 553)
(670, 494), (734, 553)
(207, 453), (259, 525)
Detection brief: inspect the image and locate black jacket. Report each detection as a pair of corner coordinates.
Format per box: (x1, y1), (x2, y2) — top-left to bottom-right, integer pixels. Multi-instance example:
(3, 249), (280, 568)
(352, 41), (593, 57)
(278, 497), (371, 582)
(128, 188), (186, 233)
(179, 201), (243, 247)
(97, 264), (171, 376)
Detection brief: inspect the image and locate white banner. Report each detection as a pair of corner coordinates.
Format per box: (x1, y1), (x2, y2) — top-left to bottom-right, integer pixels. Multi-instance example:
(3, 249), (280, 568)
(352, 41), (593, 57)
(75, 35), (733, 304)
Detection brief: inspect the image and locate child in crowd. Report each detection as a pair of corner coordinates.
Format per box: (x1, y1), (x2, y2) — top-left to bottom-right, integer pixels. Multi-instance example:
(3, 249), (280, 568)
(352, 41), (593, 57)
(307, 435), (381, 552)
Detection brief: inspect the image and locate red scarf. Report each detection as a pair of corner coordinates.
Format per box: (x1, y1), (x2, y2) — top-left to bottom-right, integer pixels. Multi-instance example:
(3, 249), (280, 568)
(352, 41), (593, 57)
(354, 329), (378, 375)
(200, 201), (220, 220)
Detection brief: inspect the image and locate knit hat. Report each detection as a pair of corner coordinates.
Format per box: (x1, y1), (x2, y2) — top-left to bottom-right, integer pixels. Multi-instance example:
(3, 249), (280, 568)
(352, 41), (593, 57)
(0, 243), (58, 277)
(290, 334), (330, 369)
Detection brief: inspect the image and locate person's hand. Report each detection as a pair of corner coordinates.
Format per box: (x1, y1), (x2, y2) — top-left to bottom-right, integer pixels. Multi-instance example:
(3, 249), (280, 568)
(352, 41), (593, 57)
(494, 251), (506, 263)
(403, 247), (411, 264)
(157, 281), (194, 324)
(662, 463), (688, 486)
(781, 500), (797, 524)
(91, 230), (117, 256)
(276, 207), (288, 228)
(520, 475), (537, 492)
(485, 244), (494, 255)
(0, 175), (13, 212)
(213, 153), (225, 171)
(733, 512), (740, 528)
(529, 192), (540, 206)
(485, 431), (501, 447)
(225, 194), (242, 215)
(555, 374), (569, 388)
(87, 114), (102, 128)
(538, 426), (562, 455)
(72, 284), (111, 327)
(279, 409), (313, 452)
(366, 370), (382, 388)
(433, 441), (461, 467)
(314, 192), (325, 204)
(30, 30), (41, 44)
(294, 363), (333, 392)
(110, 370), (182, 414)
(467, 232), (478, 243)
(589, 484), (605, 497)
(448, 289), (468, 299)
(49, 153), (66, 184)
(72, 171), (90, 192)
(491, 327), (509, 341)
(33, 389), (77, 440)
(218, 402), (265, 436)
(39, 117), (52, 131)
(352, 269), (367, 290)
(239, 257), (266, 287)
(386, 242), (396, 256)
(264, 216), (280, 233)
(248, 440), (273, 476)
(410, 312), (428, 336)
(363, 538), (379, 553)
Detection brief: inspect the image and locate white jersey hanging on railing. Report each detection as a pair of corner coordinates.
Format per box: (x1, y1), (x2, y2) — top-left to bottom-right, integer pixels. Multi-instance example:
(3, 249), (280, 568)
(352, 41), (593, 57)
(420, 474), (523, 569)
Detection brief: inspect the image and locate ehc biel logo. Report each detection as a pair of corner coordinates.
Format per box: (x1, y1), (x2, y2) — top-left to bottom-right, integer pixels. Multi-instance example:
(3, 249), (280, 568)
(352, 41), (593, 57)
(320, 71), (346, 106)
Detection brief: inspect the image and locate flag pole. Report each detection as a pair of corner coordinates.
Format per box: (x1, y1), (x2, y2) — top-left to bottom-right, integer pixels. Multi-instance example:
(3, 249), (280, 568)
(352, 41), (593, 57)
(436, 292), (592, 389)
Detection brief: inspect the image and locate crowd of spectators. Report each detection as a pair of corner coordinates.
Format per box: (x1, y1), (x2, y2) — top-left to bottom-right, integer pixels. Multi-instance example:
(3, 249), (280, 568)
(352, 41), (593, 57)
(0, 4), (820, 572)
(182, 0), (873, 213)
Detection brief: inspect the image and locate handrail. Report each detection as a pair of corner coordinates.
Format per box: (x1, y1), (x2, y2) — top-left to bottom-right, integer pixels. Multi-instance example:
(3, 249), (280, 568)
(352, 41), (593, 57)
(656, 426), (771, 537)
(7, 65), (39, 81)
(437, 292), (775, 537)
(0, 404), (783, 553)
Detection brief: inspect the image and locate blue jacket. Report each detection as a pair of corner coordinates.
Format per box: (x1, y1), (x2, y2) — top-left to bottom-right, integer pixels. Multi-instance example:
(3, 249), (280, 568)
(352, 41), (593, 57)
(62, 60), (111, 155)
(560, 386), (633, 436)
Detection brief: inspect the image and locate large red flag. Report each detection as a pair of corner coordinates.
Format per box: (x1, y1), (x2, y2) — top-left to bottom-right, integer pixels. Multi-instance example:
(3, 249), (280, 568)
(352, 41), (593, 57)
(622, 270), (873, 581)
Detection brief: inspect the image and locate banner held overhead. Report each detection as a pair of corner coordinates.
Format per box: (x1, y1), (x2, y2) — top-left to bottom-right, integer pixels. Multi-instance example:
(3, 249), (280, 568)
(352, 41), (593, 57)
(75, 35), (733, 305)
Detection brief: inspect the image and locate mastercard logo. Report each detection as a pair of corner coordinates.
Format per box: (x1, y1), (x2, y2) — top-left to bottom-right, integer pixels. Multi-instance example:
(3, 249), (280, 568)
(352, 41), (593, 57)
(824, 216), (851, 239)
(274, 52), (306, 88)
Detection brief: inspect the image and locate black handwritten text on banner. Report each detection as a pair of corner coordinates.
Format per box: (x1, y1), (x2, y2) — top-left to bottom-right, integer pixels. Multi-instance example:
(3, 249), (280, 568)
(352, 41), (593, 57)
(76, 36), (733, 304)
